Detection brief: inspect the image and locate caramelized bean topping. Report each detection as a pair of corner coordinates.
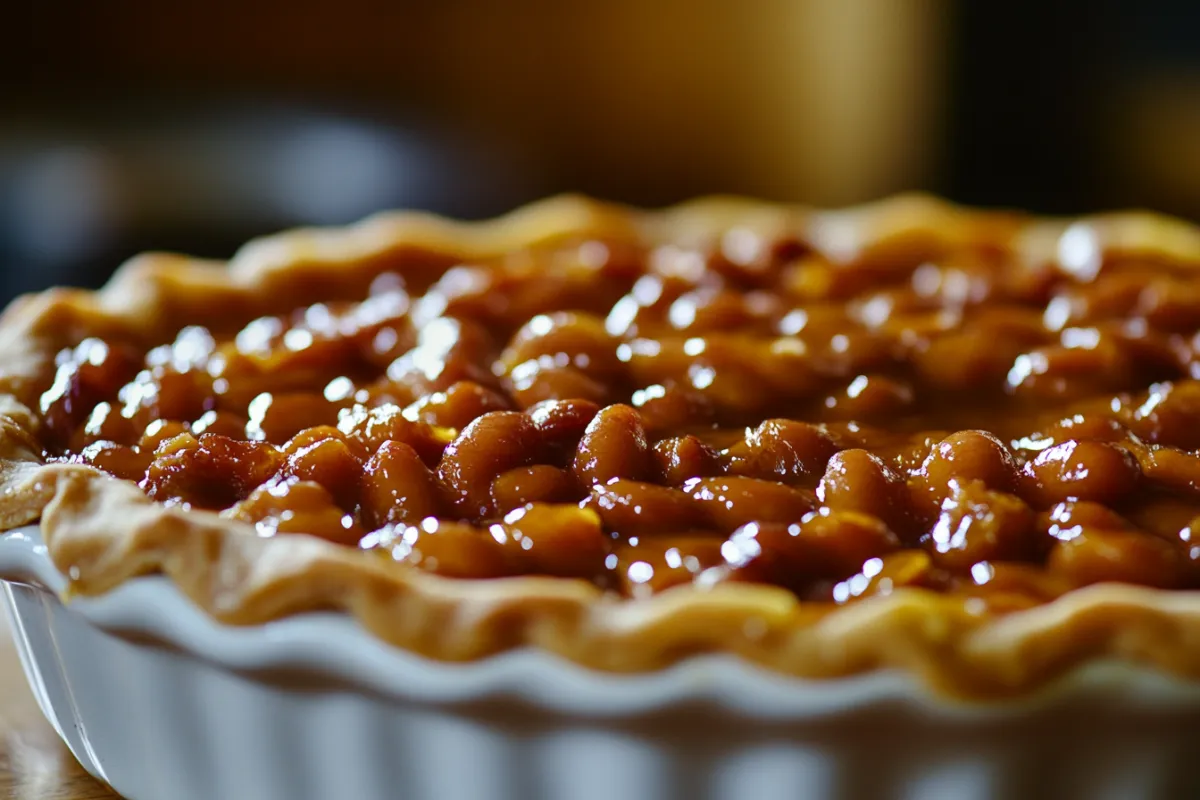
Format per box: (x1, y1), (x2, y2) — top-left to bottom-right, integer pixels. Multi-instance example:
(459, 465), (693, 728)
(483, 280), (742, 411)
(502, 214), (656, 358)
(281, 436), (364, 511)
(228, 477), (363, 546)
(142, 433), (283, 509)
(652, 435), (720, 485)
(818, 449), (917, 539)
(361, 441), (442, 527)
(613, 536), (724, 597)
(336, 404), (453, 464)
(924, 481), (1042, 570)
(40, 222), (1200, 604)
(683, 476), (817, 530)
(368, 518), (515, 579)
(368, 503), (607, 580)
(69, 440), (153, 482)
(1020, 440), (1140, 508)
(573, 404), (652, 486)
(586, 479), (709, 535)
(490, 465), (579, 514)
(916, 430), (1020, 497)
(725, 419), (839, 483)
(493, 503), (608, 578)
(1048, 528), (1186, 589)
(401, 381), (512, 430)
(721, 513), (901, 592)
(437, 411), (541, 518)
(40, 338), (141, 448)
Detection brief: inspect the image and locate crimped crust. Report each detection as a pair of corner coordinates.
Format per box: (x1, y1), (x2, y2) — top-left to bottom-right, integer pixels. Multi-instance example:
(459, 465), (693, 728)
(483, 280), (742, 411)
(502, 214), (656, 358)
(2, 194), (1200, 701)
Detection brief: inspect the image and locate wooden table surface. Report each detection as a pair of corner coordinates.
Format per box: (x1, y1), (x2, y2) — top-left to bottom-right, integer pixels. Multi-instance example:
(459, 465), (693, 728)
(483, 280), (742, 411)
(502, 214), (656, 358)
(0, 613), (117, 800)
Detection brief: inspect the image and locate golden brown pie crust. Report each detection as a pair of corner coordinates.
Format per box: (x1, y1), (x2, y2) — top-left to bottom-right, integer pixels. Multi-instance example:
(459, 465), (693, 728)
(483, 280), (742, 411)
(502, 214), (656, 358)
(2, 194), (1200, 701)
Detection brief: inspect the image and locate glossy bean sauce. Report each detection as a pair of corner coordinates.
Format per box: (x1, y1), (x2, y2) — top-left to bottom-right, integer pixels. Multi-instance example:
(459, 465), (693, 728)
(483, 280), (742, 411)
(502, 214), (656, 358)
(37, 220), (1200, 611)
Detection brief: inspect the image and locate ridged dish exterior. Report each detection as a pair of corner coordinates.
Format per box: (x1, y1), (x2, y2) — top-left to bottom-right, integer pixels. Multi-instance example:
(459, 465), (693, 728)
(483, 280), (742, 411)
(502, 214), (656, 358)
(2, 527), (1200, 800)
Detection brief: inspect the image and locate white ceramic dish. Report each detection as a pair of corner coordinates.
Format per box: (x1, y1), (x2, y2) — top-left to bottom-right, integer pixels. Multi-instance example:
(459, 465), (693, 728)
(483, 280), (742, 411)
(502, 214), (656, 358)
(2, 525), (1200, 800)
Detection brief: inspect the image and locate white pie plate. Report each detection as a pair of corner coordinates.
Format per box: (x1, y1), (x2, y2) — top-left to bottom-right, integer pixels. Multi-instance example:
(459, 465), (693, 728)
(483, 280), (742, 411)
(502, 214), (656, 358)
(2, 525), (1200, 800)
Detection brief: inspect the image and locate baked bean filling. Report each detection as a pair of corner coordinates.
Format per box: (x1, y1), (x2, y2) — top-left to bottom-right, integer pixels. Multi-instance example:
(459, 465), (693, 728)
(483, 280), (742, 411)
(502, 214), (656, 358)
(36, 225), (1200, 611)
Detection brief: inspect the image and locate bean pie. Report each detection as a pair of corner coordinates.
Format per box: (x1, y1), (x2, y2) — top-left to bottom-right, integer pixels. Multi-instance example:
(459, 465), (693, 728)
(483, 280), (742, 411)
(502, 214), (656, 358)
(1, 194), (1199, 699)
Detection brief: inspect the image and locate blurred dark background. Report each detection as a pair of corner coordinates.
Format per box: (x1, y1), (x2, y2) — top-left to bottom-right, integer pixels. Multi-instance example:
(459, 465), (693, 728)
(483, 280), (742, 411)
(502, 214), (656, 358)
(1, 0), (1197, 304)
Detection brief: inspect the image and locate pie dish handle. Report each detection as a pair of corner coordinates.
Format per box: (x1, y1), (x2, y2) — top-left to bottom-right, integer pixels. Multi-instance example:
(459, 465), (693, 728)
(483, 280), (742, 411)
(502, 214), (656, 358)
(0, 526), (67, 593)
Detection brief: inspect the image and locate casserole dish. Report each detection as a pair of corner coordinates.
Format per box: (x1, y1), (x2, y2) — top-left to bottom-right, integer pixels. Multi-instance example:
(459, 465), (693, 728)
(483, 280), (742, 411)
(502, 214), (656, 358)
(4, 525), (1200, 800)
(2, 194), (1200, 798)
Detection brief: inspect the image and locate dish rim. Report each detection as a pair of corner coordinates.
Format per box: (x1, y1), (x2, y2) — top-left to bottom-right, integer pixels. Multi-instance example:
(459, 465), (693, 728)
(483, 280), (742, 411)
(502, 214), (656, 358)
(4, 524), (1200, 723)
(1, 194), (1200, 703)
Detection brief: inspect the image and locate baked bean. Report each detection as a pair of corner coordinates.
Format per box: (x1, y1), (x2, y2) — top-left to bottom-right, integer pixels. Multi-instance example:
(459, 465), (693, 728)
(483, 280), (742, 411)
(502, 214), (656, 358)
(623, 335), (818, 416)
(190, 410), (252, 440)
(1007, 335), (1140, 401)
(912, 329), (1023, 392)
(665, 287), (781, 334)
(1131, 445), (1200, 495)
(495, 503), (608, 578)
(143, 433), (284, 508)
(139, 420), (193, 453)
(40, 338), (143, 448)
(228, 477), (363, 546)
(782, 256), (876, 301)
(1035, 411), (1126, 445)
(683, 476), (816, 529)
(573, 404), (651, 486)
(243, 316), (360, 376)
(281, 436), (364, 511)
(490, 465), (579, 513)
(444, 261), (631, 329)
(346, 290), (418, 369)
(526, 398), (602, 442)
(1176, 516), (1200, 577)
(1137, 277), (1200, 332)
(1127, 381), (1200, 450)
(279, 425), (366, 460)
(498, 312), (624, 382)
(70, 441), (153, 482)
(66, 401), (136, 451)
(830, 549), (945, 603)
(818, 449), (916, 538)
(1048, 528), (1185, 589)
(652, 435), (720, 485)
(872, 431), (943, 474)
(632, 383), (716, 435)
(1119, 496), (1200, 546)
(362, 441), (442, 527)
(506, 362), (611, 408)
(385, 317), (499, 397)
(381, 517), (515, 578)
(722, 512), (900, 589)
(916, 430), (1020, 498)
(821, 374), (915, 420)
(586, 479), (708, 534)
(402, 381), (511, 430)
(925, 481), (1040, 570)
(245, 392), (340, 444)
(604, 274), (690, 339)
(1021, 440), (1141, 508)
(1051, 273), (1145, 324)
(437, 411), (541, 518)
(725, 419), (838, 483)
(119, 368), (216, 431)
(956, 562), (1071, 612)
(1039, 500), (1135, 540)
(336, 404), (453, 464)
(611, 536), (724, 596)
